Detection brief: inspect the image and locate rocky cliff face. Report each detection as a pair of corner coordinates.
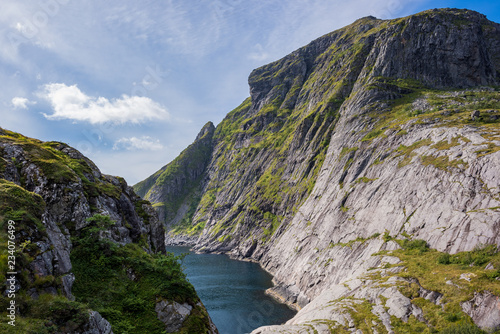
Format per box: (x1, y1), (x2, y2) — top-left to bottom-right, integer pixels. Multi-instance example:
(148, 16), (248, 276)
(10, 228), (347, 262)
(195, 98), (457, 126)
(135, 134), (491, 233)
(0, 128), (216, 333)
(133, 122), (215, 241)
(137, 8), (500, 333)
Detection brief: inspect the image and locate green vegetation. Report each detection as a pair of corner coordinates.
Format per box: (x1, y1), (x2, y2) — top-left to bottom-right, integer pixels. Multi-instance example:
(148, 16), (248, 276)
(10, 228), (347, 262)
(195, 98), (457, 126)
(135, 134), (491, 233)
(395, 139), (433, 168)
(360, 78), (500, 174)
(0, 130), (122, 200)
(362, 129), (385, 142)
(356, 176), (378, 184)
(328, 233), (381, 249)
(191, 90), (341, 241)
(347, 299), (387, 333)
(440, 323), (488, 334)
(0, 295), (91, 334)
(432, 137), (469, 151)
(0, 179), (92, 333)
(338, 146), (359, 161)
(375, 240), (500, 333)
(420, 154), (468, 172)
(475, 143), (500, 158)
(323, 239), (500, 333)
(0, 179), (46, 234)
(71, 214), (211, 334)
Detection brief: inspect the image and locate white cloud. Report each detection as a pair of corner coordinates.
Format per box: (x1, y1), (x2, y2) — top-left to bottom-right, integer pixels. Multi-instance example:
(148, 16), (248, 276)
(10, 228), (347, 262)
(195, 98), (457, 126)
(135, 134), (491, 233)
(39, 83), (169, 124)
(113, 136), (163, 151)
(11, 96), (35, 109)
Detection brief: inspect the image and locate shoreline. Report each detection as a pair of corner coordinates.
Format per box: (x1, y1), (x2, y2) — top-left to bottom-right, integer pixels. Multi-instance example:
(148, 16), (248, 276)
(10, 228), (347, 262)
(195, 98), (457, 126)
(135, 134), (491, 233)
(165, 238), (301, 315)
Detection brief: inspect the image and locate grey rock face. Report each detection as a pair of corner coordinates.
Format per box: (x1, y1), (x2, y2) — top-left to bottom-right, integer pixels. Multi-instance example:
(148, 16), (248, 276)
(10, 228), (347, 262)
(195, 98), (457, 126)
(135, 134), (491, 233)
(367, 9), (500, 88)
(155, 300), (193, 333)
(83, 311), (114, 334)
(139, 8), (500, 333)
(462, 291), (500, 331)
(61, 273), (75, 300)
(471, 110), (481, 120)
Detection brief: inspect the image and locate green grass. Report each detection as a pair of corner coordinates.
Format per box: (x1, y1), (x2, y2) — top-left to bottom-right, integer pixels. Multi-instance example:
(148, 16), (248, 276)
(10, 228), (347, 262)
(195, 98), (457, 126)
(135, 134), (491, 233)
(432, 137), (470, 151)
(70, 214), (212, 334)
(0, 295), (90, 334)
(338, 147), (359, 161)
(0, 179), (93, 333)
(420, 155), (468, 172)
(375, 241), (500, 332)
(0, 130), (123, 200)
(327, 240), (500, 333)
(395, 139), (433, 168)
(475, 143), (500, 158)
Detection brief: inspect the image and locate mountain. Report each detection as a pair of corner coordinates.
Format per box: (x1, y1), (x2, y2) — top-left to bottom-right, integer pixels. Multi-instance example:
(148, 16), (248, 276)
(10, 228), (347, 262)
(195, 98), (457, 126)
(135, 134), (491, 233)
(135, 8), (500, 333)
(0, 128), (217, 333)
(134, 121), (215, 239)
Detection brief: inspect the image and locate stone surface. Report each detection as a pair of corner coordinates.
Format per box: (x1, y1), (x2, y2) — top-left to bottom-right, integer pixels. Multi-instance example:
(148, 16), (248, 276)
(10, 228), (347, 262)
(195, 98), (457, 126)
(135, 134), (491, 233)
(155, 300), (193, 333)
(462, 291), (500, 331)
(83, 311), (114, 334)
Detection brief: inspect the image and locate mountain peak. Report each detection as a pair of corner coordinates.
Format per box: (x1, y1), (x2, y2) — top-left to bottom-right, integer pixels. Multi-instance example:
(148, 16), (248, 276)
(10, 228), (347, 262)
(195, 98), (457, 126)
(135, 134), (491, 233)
(196, 121), (215, 141)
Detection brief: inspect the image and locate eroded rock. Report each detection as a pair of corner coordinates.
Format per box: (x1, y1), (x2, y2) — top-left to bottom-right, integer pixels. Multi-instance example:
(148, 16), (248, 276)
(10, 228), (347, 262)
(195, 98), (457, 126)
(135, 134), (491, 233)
(155, 300), (193, 333)
(462, 291), (500, 331)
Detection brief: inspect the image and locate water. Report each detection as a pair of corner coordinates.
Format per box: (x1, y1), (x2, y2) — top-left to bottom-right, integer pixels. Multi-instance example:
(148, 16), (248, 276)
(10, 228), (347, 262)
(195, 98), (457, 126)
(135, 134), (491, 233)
(166, 246), (296, 334)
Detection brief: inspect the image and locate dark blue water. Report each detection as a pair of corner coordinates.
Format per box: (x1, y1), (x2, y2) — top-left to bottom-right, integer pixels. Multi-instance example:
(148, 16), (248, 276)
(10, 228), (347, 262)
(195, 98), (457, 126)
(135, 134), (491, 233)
(166, 246), (296, 334)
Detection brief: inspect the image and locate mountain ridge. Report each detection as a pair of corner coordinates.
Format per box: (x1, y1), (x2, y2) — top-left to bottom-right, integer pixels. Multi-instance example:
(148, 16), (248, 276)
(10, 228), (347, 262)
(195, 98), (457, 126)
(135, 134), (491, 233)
(137, 8), (500, 333)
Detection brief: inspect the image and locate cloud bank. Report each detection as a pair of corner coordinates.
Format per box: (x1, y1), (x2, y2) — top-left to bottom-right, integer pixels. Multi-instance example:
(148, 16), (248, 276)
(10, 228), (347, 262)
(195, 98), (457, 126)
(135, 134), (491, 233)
(39, 83), (169, 124)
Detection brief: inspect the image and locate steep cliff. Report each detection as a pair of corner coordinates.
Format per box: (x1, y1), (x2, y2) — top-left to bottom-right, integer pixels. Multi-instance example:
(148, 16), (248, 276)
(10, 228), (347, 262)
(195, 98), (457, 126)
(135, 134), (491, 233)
(133, 122), (215, 240)
(137, 8), (500, 333)
(0, 128), (216, 333)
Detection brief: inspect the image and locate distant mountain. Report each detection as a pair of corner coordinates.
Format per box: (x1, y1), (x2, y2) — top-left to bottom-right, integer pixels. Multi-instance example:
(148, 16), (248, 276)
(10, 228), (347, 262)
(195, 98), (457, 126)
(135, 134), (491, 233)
(136, 8), (500, 333)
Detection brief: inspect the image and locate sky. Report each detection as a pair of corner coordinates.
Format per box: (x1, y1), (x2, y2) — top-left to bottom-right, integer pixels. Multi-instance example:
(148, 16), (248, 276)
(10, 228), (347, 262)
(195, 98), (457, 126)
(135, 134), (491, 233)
(1, 0), (499, 185)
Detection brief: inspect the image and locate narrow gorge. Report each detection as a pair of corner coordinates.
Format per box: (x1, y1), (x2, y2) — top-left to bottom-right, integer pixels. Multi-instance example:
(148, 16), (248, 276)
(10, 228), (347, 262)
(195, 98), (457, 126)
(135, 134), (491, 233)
(1, 7), (500, 334)
(135, 8), (500, 333)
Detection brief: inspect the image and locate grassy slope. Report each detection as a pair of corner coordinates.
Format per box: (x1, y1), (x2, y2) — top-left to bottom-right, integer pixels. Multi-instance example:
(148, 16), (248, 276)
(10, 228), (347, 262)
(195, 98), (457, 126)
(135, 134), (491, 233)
(321, 238), (500, 333)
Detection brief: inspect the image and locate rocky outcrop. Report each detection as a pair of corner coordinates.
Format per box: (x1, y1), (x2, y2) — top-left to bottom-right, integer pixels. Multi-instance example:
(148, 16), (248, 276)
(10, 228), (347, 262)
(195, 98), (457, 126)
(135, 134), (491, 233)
(155, 300), (193, 332)
(462, 291), (500, 331)
(0, 130), (165, 292)
(0, 128), (215, 333)
(137, 8), (500, 332)
(155, 300), (218, 334)
(83, 311), (113, 334)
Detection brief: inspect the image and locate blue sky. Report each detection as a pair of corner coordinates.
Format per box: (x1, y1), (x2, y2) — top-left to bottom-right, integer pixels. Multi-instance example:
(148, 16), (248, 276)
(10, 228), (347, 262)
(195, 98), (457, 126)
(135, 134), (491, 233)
(1, 0), (499, 184)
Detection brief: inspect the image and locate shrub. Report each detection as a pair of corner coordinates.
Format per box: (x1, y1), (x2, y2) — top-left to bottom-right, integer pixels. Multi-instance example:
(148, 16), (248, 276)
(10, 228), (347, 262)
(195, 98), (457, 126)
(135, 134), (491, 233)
(436, 245), (498, 267)
(438, 253), (451, 264)
(400, 239), (429, 253)
(439, 322), (486, 334)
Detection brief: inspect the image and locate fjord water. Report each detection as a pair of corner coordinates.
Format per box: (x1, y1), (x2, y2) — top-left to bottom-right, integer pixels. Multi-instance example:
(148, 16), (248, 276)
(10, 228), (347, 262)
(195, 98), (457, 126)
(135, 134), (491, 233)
(166, 246), (296, 334)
